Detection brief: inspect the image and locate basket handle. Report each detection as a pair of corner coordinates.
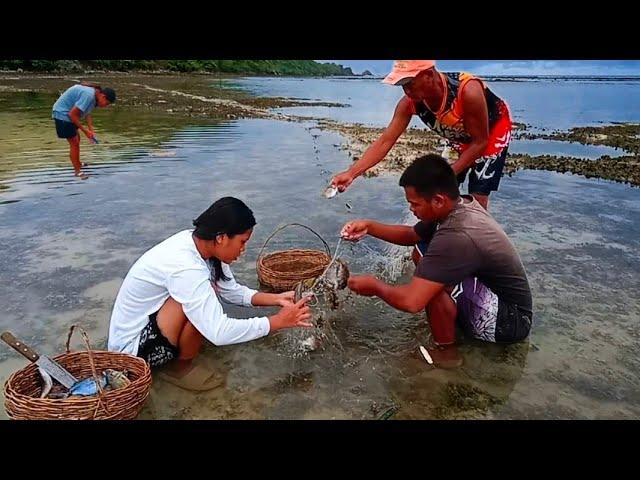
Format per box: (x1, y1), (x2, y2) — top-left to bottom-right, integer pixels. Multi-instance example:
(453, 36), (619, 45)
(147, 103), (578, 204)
(257, 223), (331, 261)
(66, 325), (112, 416)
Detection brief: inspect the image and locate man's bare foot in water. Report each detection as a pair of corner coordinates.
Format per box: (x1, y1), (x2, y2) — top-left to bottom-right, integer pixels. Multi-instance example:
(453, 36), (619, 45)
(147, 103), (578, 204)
(74, 170), (89, 180)
(424, 344), (463, 369)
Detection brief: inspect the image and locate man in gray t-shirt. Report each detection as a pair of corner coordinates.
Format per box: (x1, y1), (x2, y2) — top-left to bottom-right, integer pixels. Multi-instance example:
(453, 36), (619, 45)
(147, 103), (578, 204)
(341, 154), (532, 367)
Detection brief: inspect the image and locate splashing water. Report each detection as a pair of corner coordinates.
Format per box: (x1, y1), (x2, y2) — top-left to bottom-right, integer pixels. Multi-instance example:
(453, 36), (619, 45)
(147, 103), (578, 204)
(345, 210), (416, 282)
(276, 211), (416, 358)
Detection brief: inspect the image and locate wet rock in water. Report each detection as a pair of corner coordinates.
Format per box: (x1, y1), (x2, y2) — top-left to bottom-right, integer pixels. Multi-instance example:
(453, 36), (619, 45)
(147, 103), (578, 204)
(432, 382), (502, 419)
(315, 117), (640, 186)
(506, 153), (640, 187)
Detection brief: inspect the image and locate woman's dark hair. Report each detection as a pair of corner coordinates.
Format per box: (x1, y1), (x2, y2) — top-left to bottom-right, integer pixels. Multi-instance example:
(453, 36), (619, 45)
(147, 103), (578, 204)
(193, 197), (256, 282)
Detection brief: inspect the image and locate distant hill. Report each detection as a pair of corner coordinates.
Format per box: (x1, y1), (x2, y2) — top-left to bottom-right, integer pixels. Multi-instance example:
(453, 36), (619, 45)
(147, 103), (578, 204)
(0, 60), (356, 76)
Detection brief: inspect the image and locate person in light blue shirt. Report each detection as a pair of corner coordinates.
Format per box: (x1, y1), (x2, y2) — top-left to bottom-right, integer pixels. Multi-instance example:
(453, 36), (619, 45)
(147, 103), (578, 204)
(52, 82), (116, 178)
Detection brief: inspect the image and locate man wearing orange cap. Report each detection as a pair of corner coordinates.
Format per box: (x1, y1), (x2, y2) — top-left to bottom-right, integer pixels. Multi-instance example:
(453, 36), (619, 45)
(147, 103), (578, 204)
(331, 60), (512, 211)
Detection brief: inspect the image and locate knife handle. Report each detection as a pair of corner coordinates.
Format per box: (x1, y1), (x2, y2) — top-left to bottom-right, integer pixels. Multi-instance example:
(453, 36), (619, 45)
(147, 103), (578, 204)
(1, 332), (40, 362)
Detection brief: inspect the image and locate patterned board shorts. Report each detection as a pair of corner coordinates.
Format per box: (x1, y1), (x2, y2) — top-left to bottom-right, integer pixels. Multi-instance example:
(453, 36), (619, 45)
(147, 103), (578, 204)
(415, 241), (531, 343)
(453, 110), (512, 195)
(450, 277), (531, 343)
(136, 311), (179, 368)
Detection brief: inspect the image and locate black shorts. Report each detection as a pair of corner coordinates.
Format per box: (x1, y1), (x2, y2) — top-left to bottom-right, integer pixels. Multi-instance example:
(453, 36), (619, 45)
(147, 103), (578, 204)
(54, 118), (78, 139)
(136, 311), (179, 368)
(494, 299), (532, 343)
(456, 145), (509, 195)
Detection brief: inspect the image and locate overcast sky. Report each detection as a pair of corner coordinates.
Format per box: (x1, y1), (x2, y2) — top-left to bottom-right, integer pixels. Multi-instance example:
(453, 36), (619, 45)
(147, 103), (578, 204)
(319, 60), (640, 76)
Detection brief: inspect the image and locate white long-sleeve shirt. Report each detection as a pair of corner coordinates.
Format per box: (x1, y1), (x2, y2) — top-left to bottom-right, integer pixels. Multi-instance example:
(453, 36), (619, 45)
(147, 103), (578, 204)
(108, 229), (270, 355)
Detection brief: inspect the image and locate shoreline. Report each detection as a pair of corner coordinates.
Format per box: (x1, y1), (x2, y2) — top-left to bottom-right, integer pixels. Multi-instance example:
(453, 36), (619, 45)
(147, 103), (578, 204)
(0, 73), (348, 120)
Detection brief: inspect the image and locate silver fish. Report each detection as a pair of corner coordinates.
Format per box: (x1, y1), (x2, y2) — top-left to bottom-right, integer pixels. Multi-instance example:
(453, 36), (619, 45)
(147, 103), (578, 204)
(419, 345), (434, 365)
(323, 185), (338, 199)
(322, 259), (349, 291)
(38, 367), (53, 399)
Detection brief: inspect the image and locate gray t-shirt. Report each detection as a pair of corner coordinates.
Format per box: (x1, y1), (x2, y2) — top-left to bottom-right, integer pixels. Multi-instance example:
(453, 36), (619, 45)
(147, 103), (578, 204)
(414, 196), (532, 315)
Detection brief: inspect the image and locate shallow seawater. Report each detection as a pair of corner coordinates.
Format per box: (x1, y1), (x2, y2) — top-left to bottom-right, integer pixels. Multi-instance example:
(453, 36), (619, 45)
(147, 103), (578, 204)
(1, 83), (639, 420)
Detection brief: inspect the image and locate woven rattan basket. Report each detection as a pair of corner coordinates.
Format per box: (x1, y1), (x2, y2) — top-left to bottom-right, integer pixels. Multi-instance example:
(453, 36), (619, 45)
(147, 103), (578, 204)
(3, 325), (152, 420)
(256, 223), (331, 292)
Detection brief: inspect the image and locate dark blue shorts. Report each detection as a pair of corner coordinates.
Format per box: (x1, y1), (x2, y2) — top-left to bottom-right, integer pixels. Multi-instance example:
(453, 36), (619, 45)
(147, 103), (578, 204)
(54, 119), (78, 139)
(456, 145), (509, 195)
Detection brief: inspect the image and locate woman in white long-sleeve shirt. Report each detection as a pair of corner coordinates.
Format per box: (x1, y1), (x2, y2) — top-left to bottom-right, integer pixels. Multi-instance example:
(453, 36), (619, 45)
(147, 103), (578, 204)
(108, 197), (312, 391)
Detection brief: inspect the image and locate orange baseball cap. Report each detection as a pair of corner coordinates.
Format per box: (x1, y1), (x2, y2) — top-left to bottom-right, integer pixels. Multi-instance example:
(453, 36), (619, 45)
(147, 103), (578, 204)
(382, 60), (436, 85)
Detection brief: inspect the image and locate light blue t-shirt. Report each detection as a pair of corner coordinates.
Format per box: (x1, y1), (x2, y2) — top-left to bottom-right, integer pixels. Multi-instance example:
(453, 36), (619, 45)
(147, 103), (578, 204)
(52, 85), (97, 122)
